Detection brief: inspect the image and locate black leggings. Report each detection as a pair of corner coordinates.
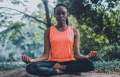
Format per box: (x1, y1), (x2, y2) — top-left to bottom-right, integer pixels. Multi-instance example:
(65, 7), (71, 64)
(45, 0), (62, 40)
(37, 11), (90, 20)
(26, 59), (95, 76)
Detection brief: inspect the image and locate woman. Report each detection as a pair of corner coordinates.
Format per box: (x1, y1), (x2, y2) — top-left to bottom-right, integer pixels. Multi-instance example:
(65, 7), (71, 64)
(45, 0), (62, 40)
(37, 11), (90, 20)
(22, 4), (97, 76)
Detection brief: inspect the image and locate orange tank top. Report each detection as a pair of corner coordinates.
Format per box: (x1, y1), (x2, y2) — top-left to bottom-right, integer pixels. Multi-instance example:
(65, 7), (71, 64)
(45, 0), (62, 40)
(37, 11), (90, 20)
(48, 25), (75, 62)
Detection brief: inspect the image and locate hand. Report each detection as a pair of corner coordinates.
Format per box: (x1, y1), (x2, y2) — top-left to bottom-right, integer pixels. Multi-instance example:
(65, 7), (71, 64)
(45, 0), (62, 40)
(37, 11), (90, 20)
(87, 51), (97, 59)
(21, 54), (32, 63)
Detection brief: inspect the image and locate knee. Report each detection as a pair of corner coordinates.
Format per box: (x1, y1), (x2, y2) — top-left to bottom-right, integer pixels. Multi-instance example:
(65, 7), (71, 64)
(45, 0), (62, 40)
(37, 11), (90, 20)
(86, 60), (95, 71)
(82, 59), (95, 71)
(26, 64), (32, 74)
(26, 63), (37, 74)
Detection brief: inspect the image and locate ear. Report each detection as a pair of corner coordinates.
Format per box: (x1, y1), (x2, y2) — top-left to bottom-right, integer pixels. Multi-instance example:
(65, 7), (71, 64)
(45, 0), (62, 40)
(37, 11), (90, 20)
(67, 12), (69, 16)
(53, 9), (56, 17)
(53, 12), (56, 17)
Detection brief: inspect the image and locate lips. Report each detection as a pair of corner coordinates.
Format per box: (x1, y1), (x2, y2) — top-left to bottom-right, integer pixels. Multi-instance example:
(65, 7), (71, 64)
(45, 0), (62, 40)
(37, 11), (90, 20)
(58, 18), (65, 22)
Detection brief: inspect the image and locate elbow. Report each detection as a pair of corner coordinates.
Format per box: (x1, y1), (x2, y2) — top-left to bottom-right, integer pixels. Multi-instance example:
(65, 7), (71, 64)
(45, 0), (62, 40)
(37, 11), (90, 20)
(43, 54), (49, 60)
(74, 54), (80, 60)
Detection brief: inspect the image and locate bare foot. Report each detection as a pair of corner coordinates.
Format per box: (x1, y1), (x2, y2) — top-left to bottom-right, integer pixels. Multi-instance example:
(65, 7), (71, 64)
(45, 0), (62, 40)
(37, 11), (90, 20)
(53, 63), (66, 74)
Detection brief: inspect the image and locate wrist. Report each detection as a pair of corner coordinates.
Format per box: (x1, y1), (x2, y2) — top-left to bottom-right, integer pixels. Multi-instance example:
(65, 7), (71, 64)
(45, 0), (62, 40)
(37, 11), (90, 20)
(31, 59), (36, 63)
(85, 55), (90, 59)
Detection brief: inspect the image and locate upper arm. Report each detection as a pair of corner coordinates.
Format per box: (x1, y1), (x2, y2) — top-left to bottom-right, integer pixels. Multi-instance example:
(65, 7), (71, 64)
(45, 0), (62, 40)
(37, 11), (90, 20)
(73, 28), (80, 56)
(43, 28), (51, 56)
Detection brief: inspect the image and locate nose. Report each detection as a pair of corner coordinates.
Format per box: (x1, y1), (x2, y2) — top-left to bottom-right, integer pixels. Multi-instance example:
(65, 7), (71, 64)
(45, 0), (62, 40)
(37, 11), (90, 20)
(58, 13), (64, 17)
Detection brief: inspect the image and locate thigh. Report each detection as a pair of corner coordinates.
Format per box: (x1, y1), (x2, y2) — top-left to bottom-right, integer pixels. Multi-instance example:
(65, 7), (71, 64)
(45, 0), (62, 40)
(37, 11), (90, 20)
(65, 59), (94, 72)
(26, 61), (55, 70)
(35, 61), (56, 67)
(26, 61), (56, 75)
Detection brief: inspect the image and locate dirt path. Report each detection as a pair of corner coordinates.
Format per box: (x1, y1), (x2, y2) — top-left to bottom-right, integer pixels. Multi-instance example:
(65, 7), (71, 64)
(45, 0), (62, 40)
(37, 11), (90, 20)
(0, 68), (120, 77)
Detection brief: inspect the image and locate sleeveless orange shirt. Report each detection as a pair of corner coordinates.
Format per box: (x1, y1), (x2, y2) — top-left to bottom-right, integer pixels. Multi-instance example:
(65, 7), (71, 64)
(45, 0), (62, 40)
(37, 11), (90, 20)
(48, 25), (75, 62)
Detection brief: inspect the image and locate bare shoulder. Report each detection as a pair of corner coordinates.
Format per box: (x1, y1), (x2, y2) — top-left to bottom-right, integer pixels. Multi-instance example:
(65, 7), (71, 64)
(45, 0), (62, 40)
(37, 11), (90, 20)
(44, 27), (51, 37)
(71, 26), (80, 36)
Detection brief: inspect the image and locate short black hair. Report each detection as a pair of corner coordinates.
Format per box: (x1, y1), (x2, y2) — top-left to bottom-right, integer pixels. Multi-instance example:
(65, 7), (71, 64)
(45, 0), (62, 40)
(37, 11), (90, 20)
(54, 4), (68, 12)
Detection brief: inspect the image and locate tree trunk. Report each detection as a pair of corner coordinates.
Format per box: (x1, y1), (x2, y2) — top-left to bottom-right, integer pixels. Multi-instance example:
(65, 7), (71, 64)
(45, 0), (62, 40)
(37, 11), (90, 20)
(42, 0), (51, 28)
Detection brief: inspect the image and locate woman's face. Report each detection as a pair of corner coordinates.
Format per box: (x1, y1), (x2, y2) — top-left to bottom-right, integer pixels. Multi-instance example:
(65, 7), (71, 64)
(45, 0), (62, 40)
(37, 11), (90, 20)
(55, 6), (68, 25)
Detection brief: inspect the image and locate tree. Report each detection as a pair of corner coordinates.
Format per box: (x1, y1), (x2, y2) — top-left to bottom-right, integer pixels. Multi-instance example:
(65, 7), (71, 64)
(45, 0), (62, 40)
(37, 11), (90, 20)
(58, 0), (120, 60)
(0, 0), (56, 62)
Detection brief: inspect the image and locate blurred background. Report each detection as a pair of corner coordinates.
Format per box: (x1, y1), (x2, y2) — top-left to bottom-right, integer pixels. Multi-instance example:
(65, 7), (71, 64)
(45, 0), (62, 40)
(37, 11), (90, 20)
(0, 0), (120, 73)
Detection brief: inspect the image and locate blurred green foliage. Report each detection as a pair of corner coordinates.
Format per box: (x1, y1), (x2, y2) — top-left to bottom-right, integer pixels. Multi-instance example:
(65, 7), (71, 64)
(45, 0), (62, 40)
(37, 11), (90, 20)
(58, 0), (120, 61)
(95, 60), (120, 73)
(0, 0), (120, 72)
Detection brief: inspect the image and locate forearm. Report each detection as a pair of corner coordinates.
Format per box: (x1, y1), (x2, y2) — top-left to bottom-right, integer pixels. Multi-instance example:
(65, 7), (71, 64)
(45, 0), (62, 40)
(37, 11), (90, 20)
(75, 54), (89, 60)
(31, 55), (48, 62)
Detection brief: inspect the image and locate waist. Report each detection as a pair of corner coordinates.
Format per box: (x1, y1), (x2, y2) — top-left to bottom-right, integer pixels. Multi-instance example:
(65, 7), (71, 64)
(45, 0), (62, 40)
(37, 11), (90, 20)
(48, 57), (75, 62)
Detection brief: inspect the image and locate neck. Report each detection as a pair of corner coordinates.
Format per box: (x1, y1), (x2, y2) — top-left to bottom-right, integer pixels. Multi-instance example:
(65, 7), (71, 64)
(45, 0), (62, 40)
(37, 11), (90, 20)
(57, 22), (67, 28)
(56, 23), (68, 31)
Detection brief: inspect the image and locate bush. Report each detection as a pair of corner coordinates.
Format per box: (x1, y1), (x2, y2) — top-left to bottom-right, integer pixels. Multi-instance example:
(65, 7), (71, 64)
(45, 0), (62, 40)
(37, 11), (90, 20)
(99, 44), (120, 60)
(94, 60), (120, 73)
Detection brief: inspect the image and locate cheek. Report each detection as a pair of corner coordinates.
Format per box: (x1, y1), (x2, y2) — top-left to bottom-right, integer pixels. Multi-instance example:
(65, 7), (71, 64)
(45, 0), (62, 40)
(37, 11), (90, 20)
(63, 16), (68, 20)
(55, 16), (60, 20)
(64, 13), (68, 18)
(64, 16), (68, 19)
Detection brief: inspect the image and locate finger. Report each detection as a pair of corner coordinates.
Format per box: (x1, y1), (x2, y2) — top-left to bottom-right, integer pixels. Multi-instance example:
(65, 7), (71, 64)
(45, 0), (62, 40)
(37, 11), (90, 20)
(24, 55), (28, 62)
(24, 55), (27, 61)
(27, 56), (30, 62)
(93, 51), (97, 56)
(22, 55), (25, 61)
(94, 53), (97, 57)
(92, 53), (96, 57)
(26, 56), (31, 62)
(25, 56), (28, 62)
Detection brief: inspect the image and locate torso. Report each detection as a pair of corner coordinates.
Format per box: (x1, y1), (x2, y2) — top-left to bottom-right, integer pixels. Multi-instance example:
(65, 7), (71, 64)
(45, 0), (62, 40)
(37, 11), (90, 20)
(48, 25), (75, 62)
